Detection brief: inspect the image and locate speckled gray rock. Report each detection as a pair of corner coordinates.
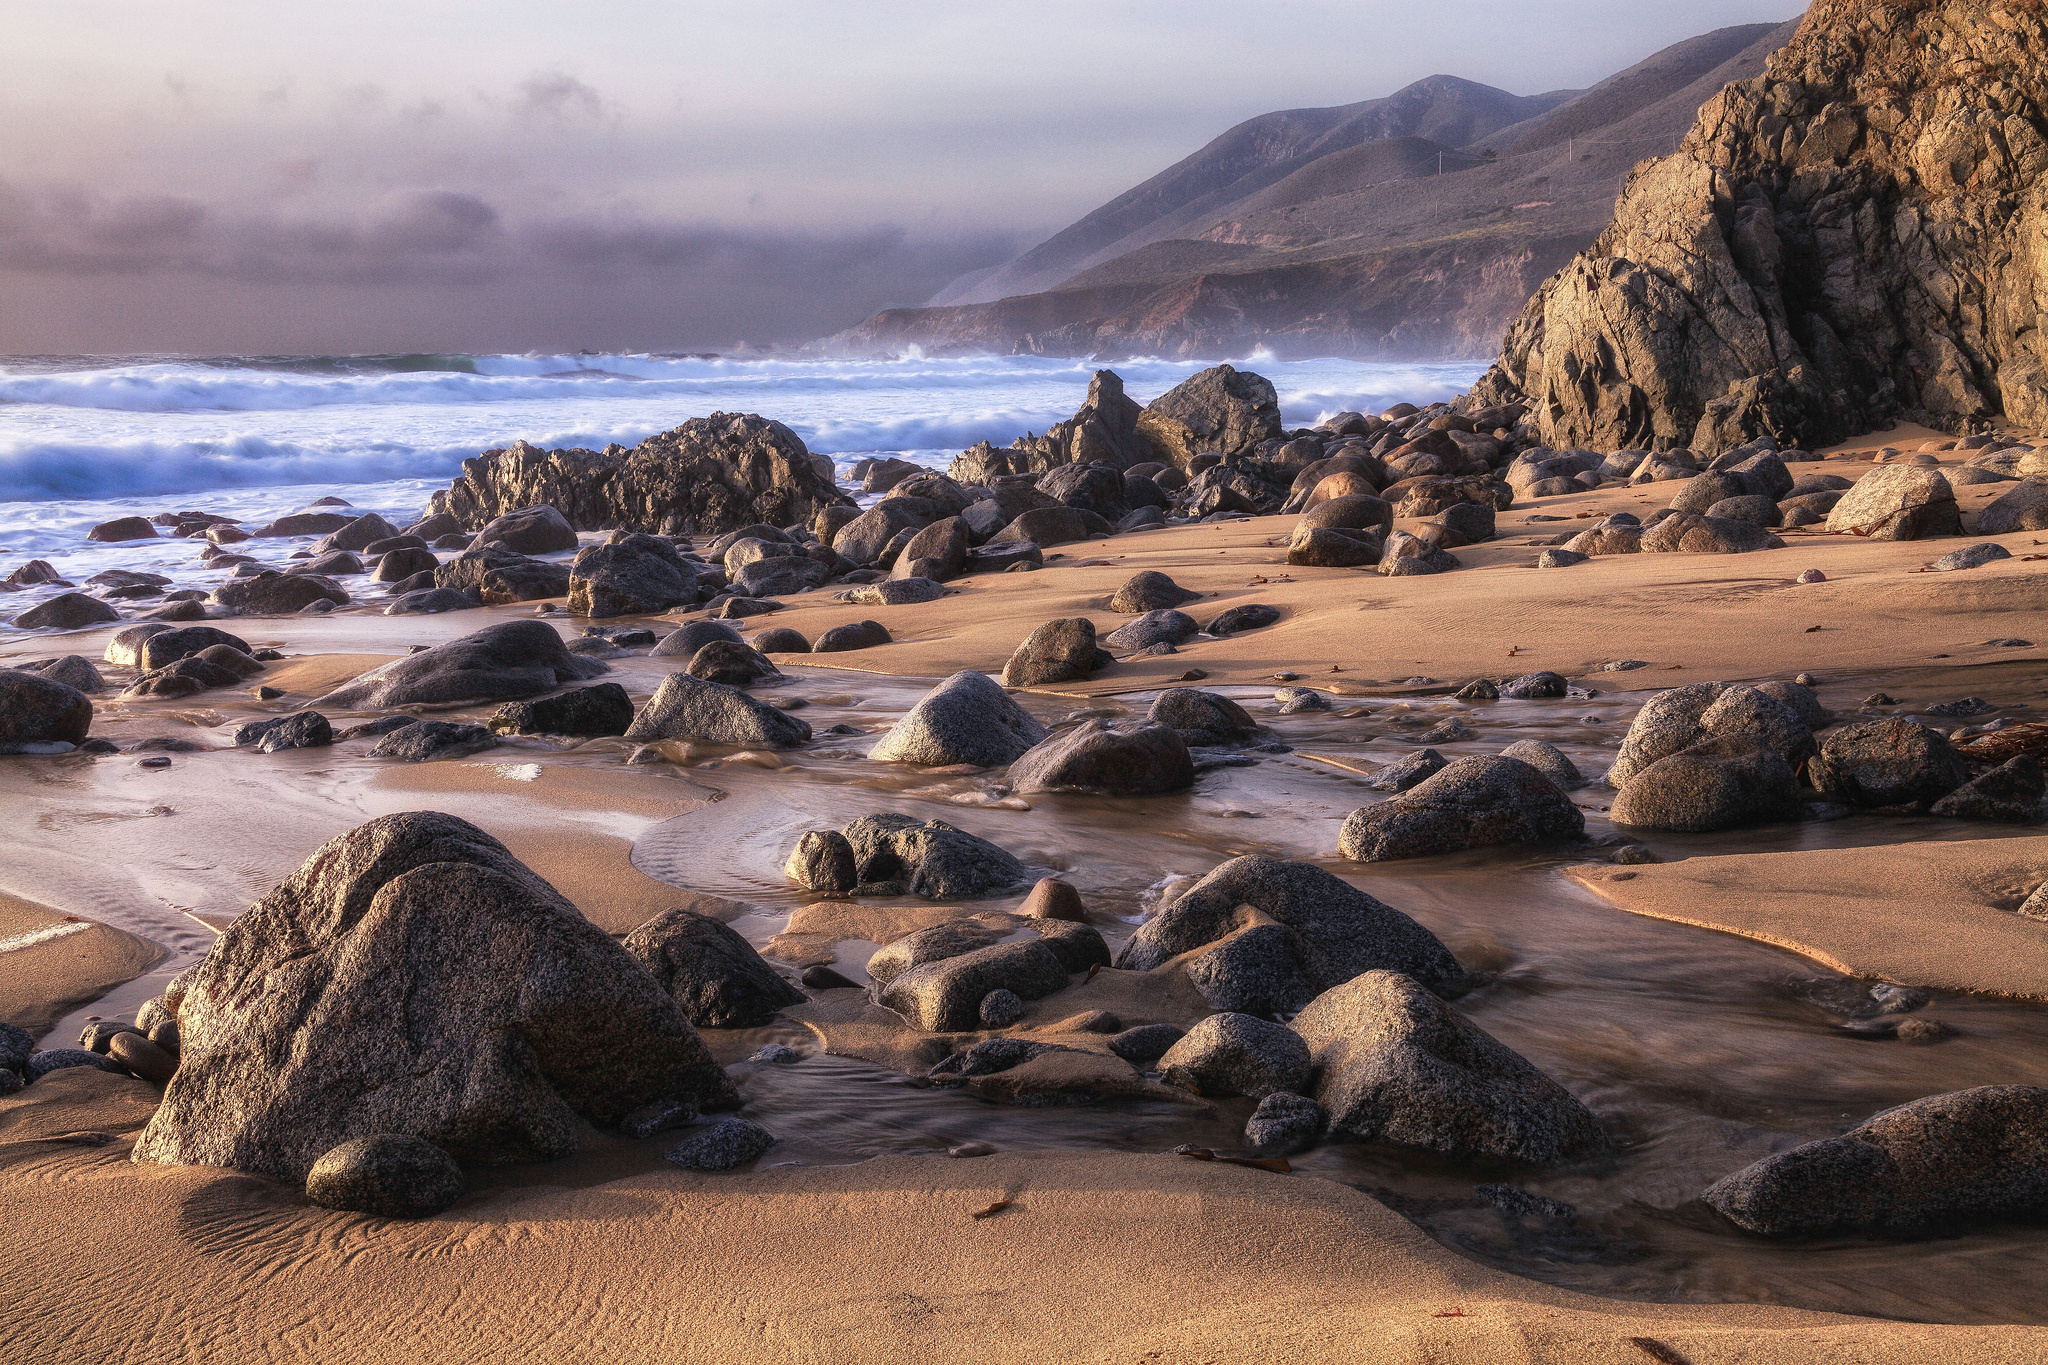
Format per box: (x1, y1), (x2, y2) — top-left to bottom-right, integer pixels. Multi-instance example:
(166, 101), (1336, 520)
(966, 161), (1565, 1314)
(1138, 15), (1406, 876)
(685, 639), (781, 686)
(1000, 618), (1112, 687)
(368, 720), (498, 762)
(1108, 571), (1201, 613)
(487, 683), (635, 737)
(305, 1134), (464, 1218)
(1809, 718), (1970, 808)
(1607, 684), (1722, 786)
(1932, 542), (2012, 571)
(233, 711), (334, 753)
(476, 504), (579, 554)
(1498, 740), (1581, 791)
(211, 572), (351, 614)
(1699, 683), (1814, 766)
(385, 587), (481, 616)
(1370, 749), (1448, 792)
(1103, 609), (1199, 650)
(651, 620), (742, 658)
(664, 1116), (776, 1171)
(567, 534), (700, 617)
(624, 673), (812, 748)
(0, 1021), (32, 1075)
(1183, 923), (1318, 1016)
(1159, 1013), (1310, 1099)
(813, 619), (893, 653)
(1107, 1024), (1183, 1064)
(1755, 679), (1829, 730)
(784, 830), (858, 894)
(1205, 603), (1281, 636)
(17, 654), (106, 694)
(866, 921), (1005, 988)
(1294, 970), (1606, 1164)
(130, 811), (740, 1182)
(879, 940), (1070, 1032)
(9, 592), (122, 630)
(870, 670), (1049, 767)
(1339, 756), (1585, 862)
(1826, 467), (1962, 541)
(979, 990), (1025, 1027)
(1610, 735), (1806, 832)
(319, 621), (606, 709)
(1147, 688), (1257, 745)
(125, 626), (252, 671)
(1703, 1086), (2048, 1237)
(1928, 755), (2045, 823)
(27, 1048), (118, 1081)
(1007, 720), (1194, 795)
(1245, 1091), (1325, 1155)
(1030, 920), (1111, 973)
(1116, 854), (1460, 991)
(0, 671), (94, 753)
(622, 908), (804, 1028)
(841, 814), (1027, 900)
(1288, 525), (1382, 567)
(1976, 480), (2048, 534)
(1499, 671), (1567, 700)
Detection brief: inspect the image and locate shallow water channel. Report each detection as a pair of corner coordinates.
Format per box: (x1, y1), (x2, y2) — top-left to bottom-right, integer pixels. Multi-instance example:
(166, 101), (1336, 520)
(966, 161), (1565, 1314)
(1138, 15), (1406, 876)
(46, 658), (2048, 1325)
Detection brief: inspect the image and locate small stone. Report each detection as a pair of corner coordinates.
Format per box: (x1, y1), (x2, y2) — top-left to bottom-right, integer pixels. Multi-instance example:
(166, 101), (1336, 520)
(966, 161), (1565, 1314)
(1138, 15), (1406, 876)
(1537, 548), (1587, 567)
(1865, 693), (1896, 706)
(1017, 876), (1087, 921)
(304, 1135), (465, 1219)
(979, 989), (1025, 1027)
(621, 1097), (700, 1138)
(255, 686), (284, 701)
(664, 1117), (776, 1171)
(1610, 844), (1659, 865)
(801, 965), (860, 990)
(1107, 1024), (1184, 1065)
(1895, 1017), (1954, 1043)
(106, 1032), (177, 1084)
(1244, 1092), (1325, 1155)
(948, 1141), (996, 1158)
(1796, 569), (1826, 584)
(748, 1044), (801, 1065)
(1455, 679), (1500, 700)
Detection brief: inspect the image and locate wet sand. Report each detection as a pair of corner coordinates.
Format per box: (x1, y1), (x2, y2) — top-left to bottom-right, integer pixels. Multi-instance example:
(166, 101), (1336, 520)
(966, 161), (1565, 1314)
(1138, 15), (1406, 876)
(6, 425), (2048, 1358)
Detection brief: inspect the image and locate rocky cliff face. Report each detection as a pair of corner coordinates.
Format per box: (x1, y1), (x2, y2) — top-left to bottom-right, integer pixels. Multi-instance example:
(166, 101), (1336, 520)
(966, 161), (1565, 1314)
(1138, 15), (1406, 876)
(429, 412), (850, 536)
(1471, 0), (2048, 453)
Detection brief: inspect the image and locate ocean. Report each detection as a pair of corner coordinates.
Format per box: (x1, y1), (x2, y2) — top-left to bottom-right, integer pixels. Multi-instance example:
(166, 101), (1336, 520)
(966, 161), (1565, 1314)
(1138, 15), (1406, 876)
(0, 350), (1485, 591)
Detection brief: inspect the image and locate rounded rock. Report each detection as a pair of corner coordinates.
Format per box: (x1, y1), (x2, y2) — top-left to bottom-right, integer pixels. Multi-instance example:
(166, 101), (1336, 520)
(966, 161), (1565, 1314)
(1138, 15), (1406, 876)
(304, 1135), (465, 1219)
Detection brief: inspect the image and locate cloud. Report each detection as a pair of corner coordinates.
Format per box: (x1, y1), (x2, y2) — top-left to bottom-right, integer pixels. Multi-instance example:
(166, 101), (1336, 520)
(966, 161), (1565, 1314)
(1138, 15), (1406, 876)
(515, 72), (609, 122)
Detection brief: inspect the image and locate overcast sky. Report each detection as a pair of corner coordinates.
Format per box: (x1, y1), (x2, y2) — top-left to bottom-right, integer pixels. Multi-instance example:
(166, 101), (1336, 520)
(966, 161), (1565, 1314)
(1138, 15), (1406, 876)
(1, 1), (1802, 354)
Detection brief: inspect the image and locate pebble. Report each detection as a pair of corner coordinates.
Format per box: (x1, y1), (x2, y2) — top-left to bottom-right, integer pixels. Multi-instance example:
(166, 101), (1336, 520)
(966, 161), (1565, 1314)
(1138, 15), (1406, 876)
(748, 1044), (802, 1065)
(138, 756), (172, 768)
(948, 1142), (996, 1158)
(1796, 569), (1826, 584)
(254, 686), (284, 700)
(801, 965), (860, 990)
(664, 1116), (777, 1171)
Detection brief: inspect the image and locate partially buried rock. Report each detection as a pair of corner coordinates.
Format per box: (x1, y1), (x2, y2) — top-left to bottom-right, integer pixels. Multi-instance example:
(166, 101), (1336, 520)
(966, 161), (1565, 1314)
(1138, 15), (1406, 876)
(812, 619), (892, 653)
(1339, 756), (1584, 862)
(130, 812), (741, 1181)
(651, 619), (742, 658)
(369, 720), (497, 762)
(1809, 718), (1970, 808)
(321, 622), (608, 710)
(1147, 688), (1257, 746)
(850, 577), (945, 606)
(1499, 671), (1566, 700)
(385, 587), (480, 616)
(1932, 542), (2011, 572)
(1371, 749), (1447, 792)
(1000, 618), (1112, 687)
(870, 669), (1048, 766)
(210, 573), (349, 614)
(784, 830), (858, 895)
(1109, 571), (1201, 613)
(1294, 970), (1606, 1164)
(1245, 1092), (1325, 1156)
(1205, 603), (1280, 636)
(1107, 1024), (1183, 1065)
(1017, 876), (1086, 922)
(1610, 736), (1804, 832)
(980, 990), (1024, 1027)
(1103, 609), (1197, 650)
(685, 639), (780, 686)
(1929, 755), (2045, 823)
(233, 712), (333, 753)
(865, 921), (1004, 988)
(1498, 739), (1581, 790)
(841, 813), (1026, 899)
(10, 592), (122, 630)
(752, 627), (809, 654)
(1006, 720), (1193, 795)
(1184, 922), (1318, 1015)
(1825, 467), (1962, 541)
(487, 682), (634, 736)
(1703, 1085), (2048, 1237)
(0, 671), (94, 753)
(622, 909), (804, 1028)
(624, 673), (812, 748)
(878, 940), (1070, 1032)
(665, 1117), (776, 1171)
(305, 1135), (465, 1219)
(1158, 1013), (1310, 1099)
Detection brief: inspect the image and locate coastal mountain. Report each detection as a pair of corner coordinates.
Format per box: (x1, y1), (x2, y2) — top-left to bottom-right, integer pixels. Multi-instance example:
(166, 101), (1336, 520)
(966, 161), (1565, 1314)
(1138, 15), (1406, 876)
(836, 20), (1798, 360)
(1469, 0), (2048, 453)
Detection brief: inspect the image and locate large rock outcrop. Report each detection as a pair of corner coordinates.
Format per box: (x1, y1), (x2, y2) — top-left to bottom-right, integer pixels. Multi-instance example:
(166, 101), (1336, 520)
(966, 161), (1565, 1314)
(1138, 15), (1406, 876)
(131, 812), (740, 1182)
(1469, 0), (2048, 452)
(947, 370), (1150, 480)
(1133, 365), (1283, 467)
(428, 413), (852, 536)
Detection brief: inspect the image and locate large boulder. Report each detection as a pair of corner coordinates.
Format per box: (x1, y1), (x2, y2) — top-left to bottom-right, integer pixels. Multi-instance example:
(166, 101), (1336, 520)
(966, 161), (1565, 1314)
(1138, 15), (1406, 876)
(1037, 463), (1128, 522)
(1607, 682), (1813, 788)
(1000, 618), (1111, 687)
(1976, 479), (2048, 534)
(869, 670), (1049, 767)
(130, 626), (252, 672)
(10, 592), (122, 630)
(841, 813), (1027, 899)
(1115, 854), (1460, 992)
(1609, 736), (1806, 832)
(487, 683), (635, 737)
(1826, 467), (1963, 540)
(1809, 718), (1970, 808)
(621, 909), (805, 1029)
(428, 415), (852, 538)
(129, 812), (740, 1182)
(319, 621), (608, 709)
(1146, 688), (1257, 746)
(623, 673), (812, 749)
(1157, 1013), (1310, 1099)
(1182, 923), (1319, 1016)
(474, 505), (578, 555)
(210, 572), (349, 614)
(878, 940), (1070, 1032)
(1929, 755), (2046, 823)
(865, 920), (1005, 988)
(1704, 1086), (2048, 1237)
(0, 671), (94, 753)
(315, 513), (405, 555)
(1108, 571), (1200, 614)
(433, 547), (571, 604)
(567, 535), (700, 617)
(984, 506), (1114, 549)
(1338, 757), (1585, 862)
(1135, 365), (1283, 468)
(1007, 720), (1194, 795)
(1293, 970), (1606, 1164)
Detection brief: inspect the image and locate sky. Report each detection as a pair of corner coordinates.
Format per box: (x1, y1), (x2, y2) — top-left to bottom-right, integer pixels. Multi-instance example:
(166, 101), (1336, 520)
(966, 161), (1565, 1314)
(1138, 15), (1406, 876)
(0, 1), (1802, 354)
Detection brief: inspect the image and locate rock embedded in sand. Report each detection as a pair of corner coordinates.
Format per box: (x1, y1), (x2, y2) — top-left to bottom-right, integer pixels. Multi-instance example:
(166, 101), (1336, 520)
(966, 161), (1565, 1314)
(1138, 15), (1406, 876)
(1107, 1024), (1182, 1064)
(1158, 1012), (1309, 1099)
(1017, 876), (1086, 922)
(368, 720), (498, 762)
(0, 671), (94, 753)
(784, 830), (858, 895)
(1117, 854), (1460, 992)
(9, 592), (122, 630)
(233, 712), (334, 753)
(1371, 749), (1448, 793)
(1809, 718), (1970, 809)
(812, 619), (892, 653)
(1204, 603), (1280, 636)
(1032, 921), (1111, 973)
(1294, 970), (1607, 1164)
(1147, 688), (1257, 746)
(321, 621), (608, 709)
(841, 814), (1026, 900)
(1108, 571), (1200, 614)
(132, 812), (739, 1181)
(624, 673), (812, 749)
(985, 505), (1114, 549)
(870, 670), (1048, 768)
(1339, 756), (1584, 863)
(866, 921), (1005, 988)
(1609, 735), (1805, 832)
(1103, 609), (1197, 650)
(26, 1048), (118, 1081)
(0, 1022), (31, 1075)
(210, 572), (350, 615)
(752, 627), (809, 654)
(487, 683), (635, 737)
(622, 909), (805, 1029)
(1704, 1085), (2048, 1238)
(651, 620), (743, 659)
(879, 940), (1070, 1032)
(1245, 1092), (1325, 1156)
(1928, 755), (2046, 823)
(1826, 467), (1962, 541)
(305, 1134), (465, 1219)
(979, 990), (1025, 1027)
(1288, 525), (1382, 567)
(847, 577), (945, 606)
(1000, 618), (1112, 688)
(1931, 542), (2012, 572)
(664, 1116), (778, 1170)
(1007, 720), (1194, 796)
(1976, 480), (2048, 534)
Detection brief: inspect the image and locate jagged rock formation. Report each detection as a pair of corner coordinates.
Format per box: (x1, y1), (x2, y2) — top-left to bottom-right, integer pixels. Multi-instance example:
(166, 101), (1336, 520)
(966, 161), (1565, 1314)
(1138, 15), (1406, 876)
(428, 413), (851, 536)
(1470, 0), (2048, 453)
(948, 370), (1149, 480)
(834, 23), (1795, 359)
